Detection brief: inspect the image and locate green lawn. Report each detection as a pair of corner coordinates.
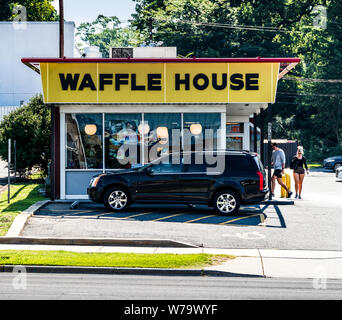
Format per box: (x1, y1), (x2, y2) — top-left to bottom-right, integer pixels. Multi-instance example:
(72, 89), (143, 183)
(0, 250), (233, 269)
(0, 183), (45, 236)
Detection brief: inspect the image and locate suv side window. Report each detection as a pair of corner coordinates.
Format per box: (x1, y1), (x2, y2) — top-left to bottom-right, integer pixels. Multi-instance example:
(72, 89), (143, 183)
(227, 155), (255, 173)
(152, 162), (183, 173)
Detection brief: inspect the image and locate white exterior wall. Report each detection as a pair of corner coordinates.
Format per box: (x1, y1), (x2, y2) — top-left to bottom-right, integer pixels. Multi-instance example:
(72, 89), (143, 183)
(0, 21), (75, 107)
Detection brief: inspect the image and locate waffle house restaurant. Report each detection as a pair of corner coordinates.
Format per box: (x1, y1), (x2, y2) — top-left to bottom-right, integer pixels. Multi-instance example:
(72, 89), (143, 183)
(22, 56), (299, 200)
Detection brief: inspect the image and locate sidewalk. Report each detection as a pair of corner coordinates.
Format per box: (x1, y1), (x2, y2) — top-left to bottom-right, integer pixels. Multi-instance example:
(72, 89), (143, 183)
(0, 243), (341, 279)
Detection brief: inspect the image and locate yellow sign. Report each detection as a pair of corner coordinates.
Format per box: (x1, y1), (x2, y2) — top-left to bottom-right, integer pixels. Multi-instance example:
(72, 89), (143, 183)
(40, 62), (279, 103)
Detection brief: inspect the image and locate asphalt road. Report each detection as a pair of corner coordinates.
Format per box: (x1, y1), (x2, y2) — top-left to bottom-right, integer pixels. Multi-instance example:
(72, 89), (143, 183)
(21, 168), (342, 251)
(0, 273), (341, 300)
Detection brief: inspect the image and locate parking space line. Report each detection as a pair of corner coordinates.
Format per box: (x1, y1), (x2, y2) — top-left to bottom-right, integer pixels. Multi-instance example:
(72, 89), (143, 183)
(116, 211), (156, 220)
(184, 214), (214, 223)
(219, 213), (262, 225)
(152, 212), (186, 222)
(88, 211), (119, 218)
(64, 210), (100, 216)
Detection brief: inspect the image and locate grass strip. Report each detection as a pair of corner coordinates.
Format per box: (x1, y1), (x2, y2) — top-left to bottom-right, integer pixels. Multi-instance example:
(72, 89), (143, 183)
(308, 163), (322, 168)
(0, 250), (234, 269)
(0, 184), (45, 236)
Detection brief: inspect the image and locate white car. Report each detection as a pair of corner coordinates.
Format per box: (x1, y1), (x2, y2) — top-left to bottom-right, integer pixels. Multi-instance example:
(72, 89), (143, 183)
(336, 166), (342, 180)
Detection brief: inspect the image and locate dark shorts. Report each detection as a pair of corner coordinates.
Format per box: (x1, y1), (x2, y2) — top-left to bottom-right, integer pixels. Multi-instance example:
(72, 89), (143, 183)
(294, 167), (305, 174)
(272, 169), (283, 178)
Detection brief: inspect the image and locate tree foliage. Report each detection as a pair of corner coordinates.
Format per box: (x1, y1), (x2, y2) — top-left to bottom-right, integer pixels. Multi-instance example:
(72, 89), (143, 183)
(132, 0), (342, 161)
(76, 15), (143, 57)
(0, 0), (57, 21)
(0, 95), (51, 177)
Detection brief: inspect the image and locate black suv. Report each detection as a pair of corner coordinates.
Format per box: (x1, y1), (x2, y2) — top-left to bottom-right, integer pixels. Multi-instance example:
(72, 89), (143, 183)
(87, 151), (268, 215)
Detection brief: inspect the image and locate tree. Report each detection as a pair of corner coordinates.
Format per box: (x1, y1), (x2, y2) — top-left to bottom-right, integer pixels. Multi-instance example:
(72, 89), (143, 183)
(0, 0), (57, 21)
(76, 15), (143, 58)
(0, 95), (51, 177)
(131, 0), (342, 162)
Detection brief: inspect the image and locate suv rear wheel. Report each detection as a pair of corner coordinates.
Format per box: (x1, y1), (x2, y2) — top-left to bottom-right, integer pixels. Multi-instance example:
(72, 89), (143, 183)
(104, 187), (130, 212)
(213, 190), (240, 216)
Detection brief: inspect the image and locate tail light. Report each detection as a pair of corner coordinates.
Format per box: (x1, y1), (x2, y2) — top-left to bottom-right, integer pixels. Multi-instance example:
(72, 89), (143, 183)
(256, 171), (263, 190)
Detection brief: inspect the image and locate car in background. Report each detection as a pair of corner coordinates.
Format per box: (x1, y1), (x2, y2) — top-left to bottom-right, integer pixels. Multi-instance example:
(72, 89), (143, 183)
(323, 156), (342, 172)
(336, 166), (342, 180)
(87, 151), (268, 216)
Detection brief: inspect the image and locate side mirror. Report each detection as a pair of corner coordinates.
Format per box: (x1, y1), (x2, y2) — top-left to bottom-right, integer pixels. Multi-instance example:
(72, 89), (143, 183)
(146, 166), (154, 175)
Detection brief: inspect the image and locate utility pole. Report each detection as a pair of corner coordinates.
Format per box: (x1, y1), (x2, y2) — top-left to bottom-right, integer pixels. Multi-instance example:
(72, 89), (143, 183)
(50, 0), (63, 200)
(59, 0), (64, 58)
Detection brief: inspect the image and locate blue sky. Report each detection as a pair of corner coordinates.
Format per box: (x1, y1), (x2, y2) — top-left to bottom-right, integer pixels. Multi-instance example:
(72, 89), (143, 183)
(51, 0), (136, 26)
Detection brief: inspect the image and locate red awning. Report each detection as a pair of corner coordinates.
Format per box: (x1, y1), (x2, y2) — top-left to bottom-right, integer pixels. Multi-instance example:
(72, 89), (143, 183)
(22, 57), (300, 80)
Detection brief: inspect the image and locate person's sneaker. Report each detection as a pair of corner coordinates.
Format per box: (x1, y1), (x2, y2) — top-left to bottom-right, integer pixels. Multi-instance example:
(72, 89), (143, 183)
(287, 191), (293, 198)
(298, 195), (302, 200)
(295, 193), (298, 199)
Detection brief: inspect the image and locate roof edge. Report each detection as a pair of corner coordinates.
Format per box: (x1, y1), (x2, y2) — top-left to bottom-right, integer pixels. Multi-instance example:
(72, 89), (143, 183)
(21, 57), (301, 64)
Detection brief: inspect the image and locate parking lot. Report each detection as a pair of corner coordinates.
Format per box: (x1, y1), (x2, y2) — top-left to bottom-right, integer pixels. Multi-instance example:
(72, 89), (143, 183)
(20, 168), (342, 250)
(34, 202), (267, 227)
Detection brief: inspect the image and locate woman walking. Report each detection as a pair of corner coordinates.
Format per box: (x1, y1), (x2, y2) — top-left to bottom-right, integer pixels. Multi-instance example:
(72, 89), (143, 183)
(291, 146), (309, 199)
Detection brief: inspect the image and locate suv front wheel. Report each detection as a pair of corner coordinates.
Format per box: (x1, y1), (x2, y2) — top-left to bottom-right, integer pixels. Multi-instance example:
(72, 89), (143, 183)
(104, 187), (130, 212)
(213, 190), (240, 216)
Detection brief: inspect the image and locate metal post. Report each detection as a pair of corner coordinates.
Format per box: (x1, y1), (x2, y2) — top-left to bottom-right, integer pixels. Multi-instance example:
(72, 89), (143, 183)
(253, 113), (257, 153)
(59, 0), (64, 58)
(8, 139), (11, 204)
(267, 104), (272, 200)
(14, 140), (16, 181)
(260, 109), (265, 165)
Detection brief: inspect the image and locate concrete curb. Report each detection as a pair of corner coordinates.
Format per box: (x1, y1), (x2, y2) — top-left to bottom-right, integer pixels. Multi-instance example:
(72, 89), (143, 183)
(262, 199), (294, 205)
(5, 200), (50, 237)
(0, 236), (198, 248)
(0, 264), (261, 278)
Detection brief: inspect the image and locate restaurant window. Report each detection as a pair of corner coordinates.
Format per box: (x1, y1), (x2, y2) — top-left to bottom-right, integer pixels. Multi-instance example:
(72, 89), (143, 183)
(226, 136), (243, 150)
(183, 113), (221, 151)
(226, 123), (244, 134)
(143, 113), (182, 162)
(105, 114), (142, 169)
(65, 113), (103, 169)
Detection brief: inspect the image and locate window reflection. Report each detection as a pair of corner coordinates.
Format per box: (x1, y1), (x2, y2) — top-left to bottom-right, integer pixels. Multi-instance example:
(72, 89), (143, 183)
(226, 136), (243, 150)
(105, 114), (142, 169)
(66, 113), (103, 169)
(183, 113), (221, 151)
(143, 113), (181, 162)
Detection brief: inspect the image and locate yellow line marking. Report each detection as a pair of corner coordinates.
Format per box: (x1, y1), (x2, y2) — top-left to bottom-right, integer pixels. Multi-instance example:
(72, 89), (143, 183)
(152, 212), (186, 222)
(62, 210), (99, 216)
(87, 211), (119, 218)
(219, 213), (262, 225)
(184, 214), (214, 224)
(117, 211), (156, 220)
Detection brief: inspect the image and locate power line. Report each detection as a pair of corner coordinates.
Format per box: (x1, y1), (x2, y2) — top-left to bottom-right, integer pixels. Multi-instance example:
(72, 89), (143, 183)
(278, 92), (342, 97)
(283, 76), (342, 83)
(152, 17), (302, 34)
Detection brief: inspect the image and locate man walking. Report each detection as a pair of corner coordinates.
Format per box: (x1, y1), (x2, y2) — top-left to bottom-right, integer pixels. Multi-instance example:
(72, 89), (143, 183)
(271, 143), (292, 198)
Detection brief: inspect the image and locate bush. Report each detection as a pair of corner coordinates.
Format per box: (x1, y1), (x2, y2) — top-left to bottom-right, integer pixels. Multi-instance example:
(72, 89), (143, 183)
(0, 94), (51, 177)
